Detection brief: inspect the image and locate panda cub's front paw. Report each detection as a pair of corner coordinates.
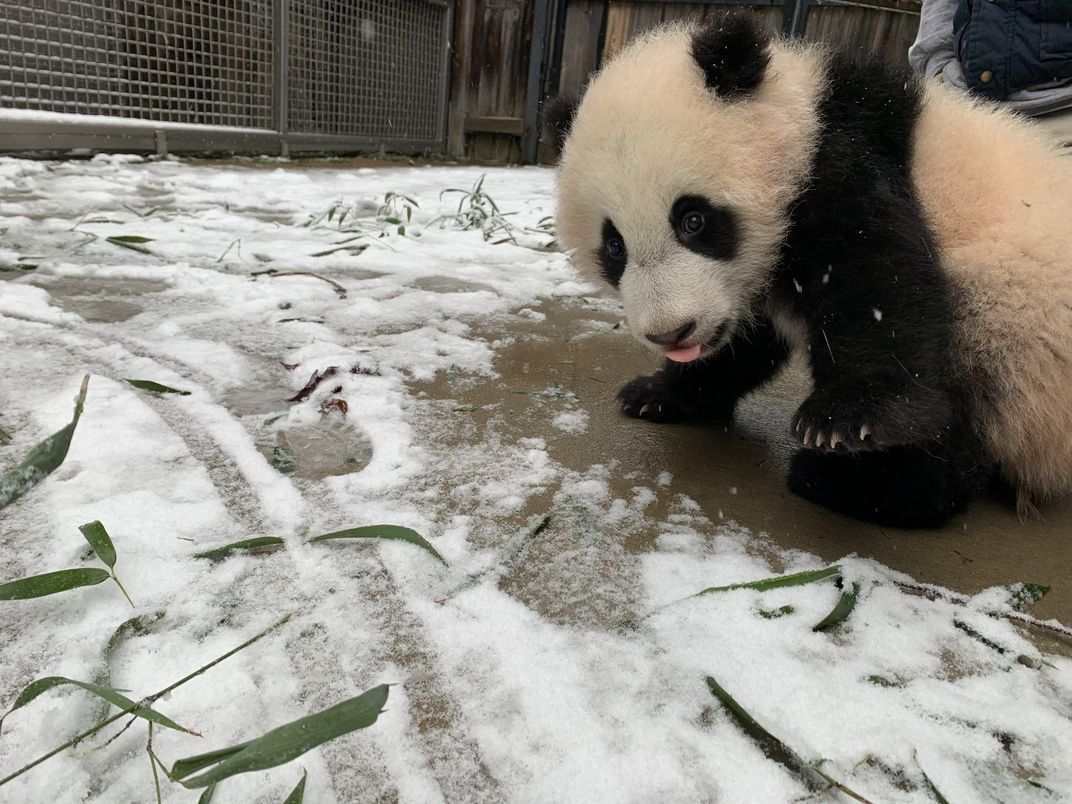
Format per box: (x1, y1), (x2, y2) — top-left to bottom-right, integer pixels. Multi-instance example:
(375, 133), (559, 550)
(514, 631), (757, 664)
(617, 373), (692, 423)
(792, 392), (892, 453)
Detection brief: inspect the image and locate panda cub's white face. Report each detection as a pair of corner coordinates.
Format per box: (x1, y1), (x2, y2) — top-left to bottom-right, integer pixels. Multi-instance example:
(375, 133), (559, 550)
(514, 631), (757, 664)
(555, 23), (823, 361)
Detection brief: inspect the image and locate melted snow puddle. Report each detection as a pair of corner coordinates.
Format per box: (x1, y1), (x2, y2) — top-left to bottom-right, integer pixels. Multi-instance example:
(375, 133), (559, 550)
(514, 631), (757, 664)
(258, 419), (373, 480)
(30, 276), (167, 323)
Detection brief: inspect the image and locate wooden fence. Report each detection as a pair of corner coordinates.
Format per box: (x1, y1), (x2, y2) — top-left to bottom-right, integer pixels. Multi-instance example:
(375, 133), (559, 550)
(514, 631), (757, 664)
(449, 0), (923, 163)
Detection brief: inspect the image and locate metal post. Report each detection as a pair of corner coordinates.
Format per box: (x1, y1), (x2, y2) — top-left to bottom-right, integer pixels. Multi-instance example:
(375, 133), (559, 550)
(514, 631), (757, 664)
(521, 0), (553, 164)
(273, 0), (290, 155)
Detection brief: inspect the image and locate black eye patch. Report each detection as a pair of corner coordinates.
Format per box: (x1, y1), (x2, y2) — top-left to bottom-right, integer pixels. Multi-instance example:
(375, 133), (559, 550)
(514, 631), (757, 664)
(670, 195), (738, 261)
(596, 219), (627, 287)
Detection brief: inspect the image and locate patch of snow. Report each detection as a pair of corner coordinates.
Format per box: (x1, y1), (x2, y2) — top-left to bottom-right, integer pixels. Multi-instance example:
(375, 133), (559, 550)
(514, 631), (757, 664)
(551, 409), (588, 433)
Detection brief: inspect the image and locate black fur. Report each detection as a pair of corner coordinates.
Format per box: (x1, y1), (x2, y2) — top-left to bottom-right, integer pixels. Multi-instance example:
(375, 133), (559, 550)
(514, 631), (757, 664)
(690, 12), (771, 99)
(670, 195), (739, 261)
(543, 96), (579, 158)
(597, 219), (627, 287)
(787, 441), (987, 529)
(620, 45), (993, 528)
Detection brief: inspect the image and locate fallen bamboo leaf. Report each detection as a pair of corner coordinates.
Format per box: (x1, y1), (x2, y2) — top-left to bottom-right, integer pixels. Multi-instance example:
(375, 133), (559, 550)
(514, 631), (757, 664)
(171, 684), (388, 789)
(287, 366), (338, 403)
(197, 784), (217, 804)
(758, 605), (794, 620)
(813, 583), (860, 632)
(124, 379), (192, 396)
(193, 537), (285, 561)
(0, 568), (110, 601)
(1007, 582), (1050, 611)
(283, 770), (308, 803)
(439, 515), (550, 601)
(264, 271), (347, 299)
(106, 236), (154, 254)
(0, 426), (10, 445)
(0, 677), (194, 736)
(894, 580), (1072, 642)
(914, 751), (950, 804)
(696, 565), (842, 597)
(309, 526), (446, 565)
(319, 398), (348, 416)
(79, 520), (117, 569)
(0, 614), (292, 787)
(0, 375), (89, 511)
(705, 675), (872, 802)
(78, 520), (135, 606)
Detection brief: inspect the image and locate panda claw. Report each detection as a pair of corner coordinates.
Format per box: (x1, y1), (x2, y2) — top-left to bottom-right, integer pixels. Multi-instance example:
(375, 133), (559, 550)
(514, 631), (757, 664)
(859, 423), (873, 441)
(815, 431), (827, 448)
(803, 427), (814, 446)
(639, 403), (652, 417)
(829, 431), (844, 450)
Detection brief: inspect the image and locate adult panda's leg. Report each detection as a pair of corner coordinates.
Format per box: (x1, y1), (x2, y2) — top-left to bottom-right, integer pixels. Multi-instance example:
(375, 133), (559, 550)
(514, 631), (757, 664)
(617, 317), (790, 423)
(786, 441), (987, 528)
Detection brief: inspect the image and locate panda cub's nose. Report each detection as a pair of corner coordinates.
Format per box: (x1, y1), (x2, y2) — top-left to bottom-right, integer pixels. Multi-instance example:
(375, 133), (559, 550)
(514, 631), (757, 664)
(645, 320), (696, 346)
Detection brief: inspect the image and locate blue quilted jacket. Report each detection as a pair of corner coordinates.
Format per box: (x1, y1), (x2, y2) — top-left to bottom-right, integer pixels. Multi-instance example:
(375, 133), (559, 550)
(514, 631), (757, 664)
(954, 1), (1072, 98)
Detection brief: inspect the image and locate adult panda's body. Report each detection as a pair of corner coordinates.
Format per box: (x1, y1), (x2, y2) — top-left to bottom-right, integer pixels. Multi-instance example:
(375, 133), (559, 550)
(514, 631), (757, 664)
(552, 13), (1072, 528)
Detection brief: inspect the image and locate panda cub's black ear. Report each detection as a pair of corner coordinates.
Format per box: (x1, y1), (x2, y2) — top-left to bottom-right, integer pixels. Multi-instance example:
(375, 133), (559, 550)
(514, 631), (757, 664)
(690, 12), (772, 99)
(543, 96), (579, 158)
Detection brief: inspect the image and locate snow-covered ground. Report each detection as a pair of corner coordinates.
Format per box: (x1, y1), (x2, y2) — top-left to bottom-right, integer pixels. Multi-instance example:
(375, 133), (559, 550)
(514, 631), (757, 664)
(1, 155), (1070, 803)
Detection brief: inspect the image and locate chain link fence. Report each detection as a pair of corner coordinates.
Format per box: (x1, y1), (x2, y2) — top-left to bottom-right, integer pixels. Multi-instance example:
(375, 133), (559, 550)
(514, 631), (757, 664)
(0, 0), (452, 154)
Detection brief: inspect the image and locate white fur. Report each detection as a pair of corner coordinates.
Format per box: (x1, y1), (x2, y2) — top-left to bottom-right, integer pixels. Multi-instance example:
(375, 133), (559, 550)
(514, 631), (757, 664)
(913, 84), (1072, 502)
(556, 24), (824, 355)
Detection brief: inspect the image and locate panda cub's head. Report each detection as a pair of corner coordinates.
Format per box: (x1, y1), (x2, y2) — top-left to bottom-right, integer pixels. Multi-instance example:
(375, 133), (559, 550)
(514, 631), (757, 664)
(553, 13), (823, 362)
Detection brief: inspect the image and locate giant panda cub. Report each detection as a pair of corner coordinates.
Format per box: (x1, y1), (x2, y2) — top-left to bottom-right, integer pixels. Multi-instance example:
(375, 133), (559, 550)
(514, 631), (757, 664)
(551, 12), (1072, 528)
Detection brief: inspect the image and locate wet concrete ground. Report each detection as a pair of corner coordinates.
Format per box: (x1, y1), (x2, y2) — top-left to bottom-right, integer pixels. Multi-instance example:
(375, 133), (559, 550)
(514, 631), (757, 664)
(423, 298), (1072, 626)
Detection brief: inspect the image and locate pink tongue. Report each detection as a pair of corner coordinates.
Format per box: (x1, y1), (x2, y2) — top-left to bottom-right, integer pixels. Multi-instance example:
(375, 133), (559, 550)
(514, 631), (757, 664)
(664, 344), (702, 363)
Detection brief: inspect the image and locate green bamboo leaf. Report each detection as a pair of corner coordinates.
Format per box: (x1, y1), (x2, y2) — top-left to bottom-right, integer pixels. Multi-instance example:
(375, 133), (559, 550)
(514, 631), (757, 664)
(695, 565), (841, 597)
(171, 684), (389, 789)
(124, 379), (191, 396)
(0, 568), (110, 600)
(915, 752), (950, 804)
(813, 583), (861, 632)
(172, 743), (251, 779)
(0, 676), (193, 735)
(106, 237), (153, 254)
(705, 675), (826, 788)
(193, 537), (285, 561)
(1007, 582), (1050, 610)
(0, 375), (89, 511)
(283, 770), (307, 803)
(198, 784), (217, 804)
(79, 520), (117, 569)
(107, 235), (154, 243)
(0, 425), (11, 445)
(757, 605), (794, 620)
(309, 525), (446, 565)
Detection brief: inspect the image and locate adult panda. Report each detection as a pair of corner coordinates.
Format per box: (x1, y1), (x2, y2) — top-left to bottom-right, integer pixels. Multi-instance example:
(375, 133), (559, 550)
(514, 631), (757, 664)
(550, 12), (1072, 528)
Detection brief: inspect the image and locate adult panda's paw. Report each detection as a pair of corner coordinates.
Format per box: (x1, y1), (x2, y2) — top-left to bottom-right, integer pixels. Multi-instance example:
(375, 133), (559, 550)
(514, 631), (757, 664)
(617, 373), (691, 423)
(792, 392), (892, 453)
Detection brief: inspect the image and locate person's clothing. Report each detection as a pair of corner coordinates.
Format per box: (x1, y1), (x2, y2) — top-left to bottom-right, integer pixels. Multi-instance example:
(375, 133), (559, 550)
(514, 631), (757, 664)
(954, 0), (1072, 99)
(910, 0), (1072, 117)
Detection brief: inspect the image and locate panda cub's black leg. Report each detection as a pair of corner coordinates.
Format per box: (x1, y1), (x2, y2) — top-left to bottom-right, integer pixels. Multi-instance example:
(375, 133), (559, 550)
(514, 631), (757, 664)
(787, 443), (982, 528)
(618, 318), (790, 423)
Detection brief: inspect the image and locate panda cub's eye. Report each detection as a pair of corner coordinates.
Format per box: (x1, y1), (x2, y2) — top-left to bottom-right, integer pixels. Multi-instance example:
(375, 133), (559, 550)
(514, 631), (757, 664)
(681, 211), (705, 236)
(597, 219), (628, 288)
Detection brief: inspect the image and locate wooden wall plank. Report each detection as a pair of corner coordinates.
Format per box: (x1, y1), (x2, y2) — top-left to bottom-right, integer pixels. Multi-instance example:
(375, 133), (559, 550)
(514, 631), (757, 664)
(556, 0), (605, 97)
(602, 2), (634, 62)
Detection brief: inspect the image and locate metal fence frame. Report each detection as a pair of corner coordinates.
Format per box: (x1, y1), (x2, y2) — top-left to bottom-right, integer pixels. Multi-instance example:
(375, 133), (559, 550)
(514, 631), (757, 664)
(0, 0), (454, 156)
